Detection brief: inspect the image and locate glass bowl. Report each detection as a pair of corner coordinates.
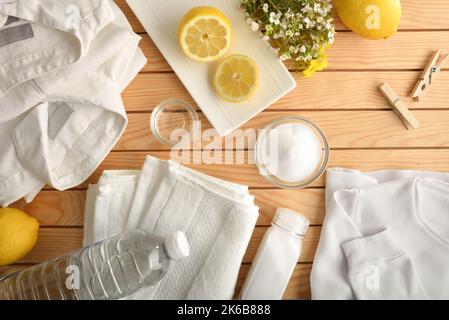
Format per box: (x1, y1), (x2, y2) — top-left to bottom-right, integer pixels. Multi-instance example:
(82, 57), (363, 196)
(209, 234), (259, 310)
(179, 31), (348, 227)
(255, 116), (330, 189)
(150, 99), (199, 147)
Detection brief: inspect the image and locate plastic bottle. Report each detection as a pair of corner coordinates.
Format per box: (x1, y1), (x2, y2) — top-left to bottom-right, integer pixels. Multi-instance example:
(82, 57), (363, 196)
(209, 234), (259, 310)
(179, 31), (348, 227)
(0, 230), (189, 300)
(239, 208), (309, 300)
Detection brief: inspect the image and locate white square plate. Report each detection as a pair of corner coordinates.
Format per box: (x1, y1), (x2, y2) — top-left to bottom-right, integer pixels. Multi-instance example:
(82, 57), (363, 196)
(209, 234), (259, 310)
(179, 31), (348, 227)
(126, 0), (297, 136)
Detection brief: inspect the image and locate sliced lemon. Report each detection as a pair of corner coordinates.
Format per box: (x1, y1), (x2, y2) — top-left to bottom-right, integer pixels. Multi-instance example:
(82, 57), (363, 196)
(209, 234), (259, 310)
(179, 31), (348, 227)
(213, 54), (259, 103)
(178, 6), (232, 62)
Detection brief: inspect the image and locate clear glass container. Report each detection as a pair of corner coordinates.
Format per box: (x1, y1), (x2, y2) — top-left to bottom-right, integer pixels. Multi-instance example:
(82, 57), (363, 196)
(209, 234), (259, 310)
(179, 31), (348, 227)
(0, 230), (189, 300)
(150, 99), (199, 147)
(255, 116), (330, 189)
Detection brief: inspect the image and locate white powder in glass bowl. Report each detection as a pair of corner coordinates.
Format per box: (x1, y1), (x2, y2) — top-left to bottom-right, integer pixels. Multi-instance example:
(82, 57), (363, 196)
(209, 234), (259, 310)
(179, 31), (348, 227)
(260, 123), (323, 183)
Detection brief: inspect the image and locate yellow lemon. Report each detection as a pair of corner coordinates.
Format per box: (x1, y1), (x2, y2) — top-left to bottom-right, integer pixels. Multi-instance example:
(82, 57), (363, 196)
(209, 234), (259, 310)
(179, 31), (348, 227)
(213, 54), (259, 103)
(335, 0), (401, 40)
(178, 6), (232, 62)
(0, 208), (39, 266)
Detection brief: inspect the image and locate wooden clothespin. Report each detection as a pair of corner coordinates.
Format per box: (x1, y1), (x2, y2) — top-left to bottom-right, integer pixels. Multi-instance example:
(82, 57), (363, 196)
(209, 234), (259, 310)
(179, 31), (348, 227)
(379, 83), (420, 130)
(411, 49), (448, 101)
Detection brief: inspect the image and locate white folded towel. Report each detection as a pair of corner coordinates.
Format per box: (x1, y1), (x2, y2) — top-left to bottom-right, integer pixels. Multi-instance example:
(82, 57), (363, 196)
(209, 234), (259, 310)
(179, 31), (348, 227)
(84, 156), (259, 300)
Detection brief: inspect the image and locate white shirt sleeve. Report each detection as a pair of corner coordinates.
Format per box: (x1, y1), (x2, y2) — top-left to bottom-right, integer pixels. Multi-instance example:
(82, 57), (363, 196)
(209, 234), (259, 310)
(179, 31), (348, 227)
(342, 229), (428, 300)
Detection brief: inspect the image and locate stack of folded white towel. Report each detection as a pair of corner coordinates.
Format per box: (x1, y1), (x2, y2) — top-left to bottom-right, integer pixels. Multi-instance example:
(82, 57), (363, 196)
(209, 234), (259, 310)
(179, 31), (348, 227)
(84, 156), (260, 300)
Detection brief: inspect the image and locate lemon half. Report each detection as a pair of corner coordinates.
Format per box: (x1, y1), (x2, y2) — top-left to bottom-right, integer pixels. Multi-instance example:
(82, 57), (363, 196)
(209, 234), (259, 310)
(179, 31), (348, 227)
(178, 6), (232, 62)
(213, 54), (259, 103)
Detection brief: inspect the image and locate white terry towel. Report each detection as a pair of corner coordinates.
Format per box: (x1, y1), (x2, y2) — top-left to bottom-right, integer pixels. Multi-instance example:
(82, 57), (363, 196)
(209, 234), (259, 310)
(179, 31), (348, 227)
(311, 168), (449, 300)
(84, 156), (259, 300)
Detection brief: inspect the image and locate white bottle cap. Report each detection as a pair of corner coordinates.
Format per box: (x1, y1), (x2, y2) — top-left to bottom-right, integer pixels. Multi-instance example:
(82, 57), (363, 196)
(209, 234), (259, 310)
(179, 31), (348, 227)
(164, 231), (190, 261)
(272, 208), (310, 237)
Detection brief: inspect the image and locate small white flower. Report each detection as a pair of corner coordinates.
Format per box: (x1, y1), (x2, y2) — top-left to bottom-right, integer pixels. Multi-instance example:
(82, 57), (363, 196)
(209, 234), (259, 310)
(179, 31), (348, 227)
(251, 21), (259, 32)
(280, 19), (288, 29)
(303, 17), (312, 28)
(241, 0), (335, 74)
(269, 11), (282, 25)
(263, 3), (269, 13)
(301, 4), (310, 13)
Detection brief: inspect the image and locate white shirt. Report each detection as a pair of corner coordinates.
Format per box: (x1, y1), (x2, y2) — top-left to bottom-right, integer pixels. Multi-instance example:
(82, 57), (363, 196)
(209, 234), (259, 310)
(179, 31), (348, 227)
(312, 168), (449, 299)
(0, 0), (146, 206)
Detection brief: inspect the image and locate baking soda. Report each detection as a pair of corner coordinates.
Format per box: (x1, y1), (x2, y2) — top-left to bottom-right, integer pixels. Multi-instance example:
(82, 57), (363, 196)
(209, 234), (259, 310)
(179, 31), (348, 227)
(261, 123), (323, 182)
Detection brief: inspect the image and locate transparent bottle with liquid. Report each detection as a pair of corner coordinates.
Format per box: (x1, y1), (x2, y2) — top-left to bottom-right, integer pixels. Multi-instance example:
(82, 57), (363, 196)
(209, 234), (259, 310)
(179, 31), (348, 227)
(0, 230), (189, 300)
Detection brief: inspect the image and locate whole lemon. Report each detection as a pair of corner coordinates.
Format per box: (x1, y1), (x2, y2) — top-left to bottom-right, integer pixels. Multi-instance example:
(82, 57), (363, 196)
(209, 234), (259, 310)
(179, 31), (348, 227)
(335, 0), (401, 40)
(0, 208), (39, 266)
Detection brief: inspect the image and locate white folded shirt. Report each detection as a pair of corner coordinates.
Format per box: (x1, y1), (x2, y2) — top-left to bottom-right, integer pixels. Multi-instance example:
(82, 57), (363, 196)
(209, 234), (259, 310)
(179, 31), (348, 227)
(312, 168), (449, 300)
(0, 0), (146, 207)
(84, 156), (259, 300)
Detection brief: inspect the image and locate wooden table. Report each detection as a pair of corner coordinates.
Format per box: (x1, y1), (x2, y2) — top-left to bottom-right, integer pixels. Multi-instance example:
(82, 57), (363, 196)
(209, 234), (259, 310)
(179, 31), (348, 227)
(2, 0), (449, 299)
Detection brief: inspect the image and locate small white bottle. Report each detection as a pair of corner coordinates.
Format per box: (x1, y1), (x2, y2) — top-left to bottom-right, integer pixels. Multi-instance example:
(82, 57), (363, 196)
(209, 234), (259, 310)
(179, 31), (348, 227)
(239, 208), (309, 300)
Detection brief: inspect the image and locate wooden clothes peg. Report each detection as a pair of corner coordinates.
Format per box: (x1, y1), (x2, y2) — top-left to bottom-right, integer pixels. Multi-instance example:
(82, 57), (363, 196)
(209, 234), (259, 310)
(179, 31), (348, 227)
(379, 83), (420, 130)
(411, 49), (448, 101)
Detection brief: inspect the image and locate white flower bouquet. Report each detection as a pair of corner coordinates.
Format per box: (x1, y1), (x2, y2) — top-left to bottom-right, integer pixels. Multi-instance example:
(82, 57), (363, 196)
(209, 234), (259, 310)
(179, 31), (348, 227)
(240, 0), (335, 77)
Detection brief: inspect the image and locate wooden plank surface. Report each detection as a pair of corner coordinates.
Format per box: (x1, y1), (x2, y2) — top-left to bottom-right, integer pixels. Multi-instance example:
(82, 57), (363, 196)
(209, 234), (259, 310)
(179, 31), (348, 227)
(4, 0), (448, 301)
(115, 0), (449, 33)
(137, 32), (449, 72)
(123, 72), (449, 112)
(12, 189), (325, 227)
(12, 192), (85, 227)
(115, 110), (449, 151)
